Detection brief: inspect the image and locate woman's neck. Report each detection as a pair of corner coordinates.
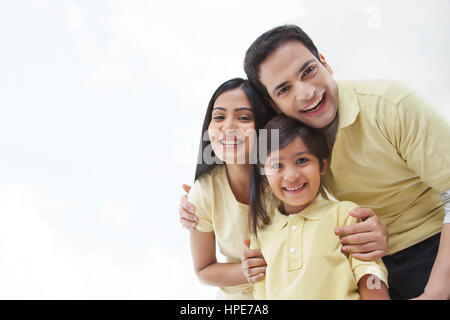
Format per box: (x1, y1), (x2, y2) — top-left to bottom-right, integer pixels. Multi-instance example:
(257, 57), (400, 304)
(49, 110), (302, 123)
(225, 163), (252, 205)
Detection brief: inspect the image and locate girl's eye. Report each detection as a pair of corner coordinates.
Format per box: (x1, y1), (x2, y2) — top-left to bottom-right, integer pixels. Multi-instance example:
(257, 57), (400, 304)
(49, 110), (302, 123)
(297, 158), (308, 164)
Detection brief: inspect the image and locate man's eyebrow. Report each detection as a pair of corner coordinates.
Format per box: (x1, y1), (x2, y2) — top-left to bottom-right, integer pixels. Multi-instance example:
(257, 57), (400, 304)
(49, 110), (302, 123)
(272, 58), (317, 96)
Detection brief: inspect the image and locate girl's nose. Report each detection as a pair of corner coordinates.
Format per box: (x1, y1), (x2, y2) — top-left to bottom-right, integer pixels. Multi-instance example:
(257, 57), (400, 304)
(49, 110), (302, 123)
(283, 166), (301, 183)
(294, 81), (315, 102)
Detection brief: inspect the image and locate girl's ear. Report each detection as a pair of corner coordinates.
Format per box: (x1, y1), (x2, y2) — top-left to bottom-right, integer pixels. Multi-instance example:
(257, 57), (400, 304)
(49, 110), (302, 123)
(320, 159), (328, 175)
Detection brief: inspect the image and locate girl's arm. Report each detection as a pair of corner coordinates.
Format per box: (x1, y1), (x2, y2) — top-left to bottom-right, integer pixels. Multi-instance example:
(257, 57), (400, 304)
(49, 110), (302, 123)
(358, 274), (390, 300)
(190, 229), (247, 286)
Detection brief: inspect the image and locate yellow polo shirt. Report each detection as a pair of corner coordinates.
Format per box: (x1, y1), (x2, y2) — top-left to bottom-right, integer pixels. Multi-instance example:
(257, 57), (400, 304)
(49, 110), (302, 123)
(322, 80), (450, 254)
(188, 165), (253, 299)
(251, 194), (388, 300)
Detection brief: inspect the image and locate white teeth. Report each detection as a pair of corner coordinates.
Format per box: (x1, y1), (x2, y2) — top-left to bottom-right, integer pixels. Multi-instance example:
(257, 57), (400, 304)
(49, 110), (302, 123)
(221, 140), (238, 145)
(284, 183), (305, 191)
(303, 96), (323, 111)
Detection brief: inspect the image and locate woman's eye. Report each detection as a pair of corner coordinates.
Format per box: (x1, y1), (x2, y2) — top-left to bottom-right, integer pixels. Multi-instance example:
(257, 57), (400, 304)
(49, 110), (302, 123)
(271, 163), (282, 169)
(297, 158), (308, 164)
(213, 115), (225, 120)
(238, 116), (251, 121)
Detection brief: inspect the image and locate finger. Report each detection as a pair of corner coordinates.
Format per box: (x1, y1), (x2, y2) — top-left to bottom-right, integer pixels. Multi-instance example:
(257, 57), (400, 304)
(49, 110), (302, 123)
(246, 266), (267, 277)
(249, 273), (265, 284)
(182, 184), (191, 194)
(340, 232), (374, 245)
(341, 242), (378, 254)
(351, 250), (385, 261)
(242, 257), (267, 269)
(180, 197), (195, 214)
(348, 208), (375, 220)
(242, 249), (263, 260)
(180, 211), (198, 225)
(243, 238), (251, 249)
(181, 220), (196, 231)
(335, 220), (373, 237)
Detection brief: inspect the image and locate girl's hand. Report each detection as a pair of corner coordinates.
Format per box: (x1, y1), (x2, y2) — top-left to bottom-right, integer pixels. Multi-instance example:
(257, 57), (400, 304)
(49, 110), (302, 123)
(179, 184), (198, 230)
(241, 239), (267, 283)
(335, 208), (389, 260)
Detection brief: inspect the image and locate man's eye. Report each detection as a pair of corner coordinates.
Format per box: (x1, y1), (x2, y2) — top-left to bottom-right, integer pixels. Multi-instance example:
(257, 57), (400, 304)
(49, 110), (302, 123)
(303, 65), (316, 76)
(297, 158), (308, 164)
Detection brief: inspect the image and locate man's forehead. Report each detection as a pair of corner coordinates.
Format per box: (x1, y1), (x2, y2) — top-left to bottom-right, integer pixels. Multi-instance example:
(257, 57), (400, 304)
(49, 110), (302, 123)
(259, 41), (317, 88)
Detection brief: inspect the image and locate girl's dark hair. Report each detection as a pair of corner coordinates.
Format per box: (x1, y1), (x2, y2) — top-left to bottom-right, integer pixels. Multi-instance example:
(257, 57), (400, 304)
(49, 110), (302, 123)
(194, 78), (275, 181)
(244, 25), (320, 99)
(249, 115), (329, 235)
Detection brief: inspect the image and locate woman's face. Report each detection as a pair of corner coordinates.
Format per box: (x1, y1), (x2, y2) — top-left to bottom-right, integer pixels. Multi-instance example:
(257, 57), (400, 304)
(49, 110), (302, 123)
(264, 136), (327, 214)
(208, 88), (256, 164)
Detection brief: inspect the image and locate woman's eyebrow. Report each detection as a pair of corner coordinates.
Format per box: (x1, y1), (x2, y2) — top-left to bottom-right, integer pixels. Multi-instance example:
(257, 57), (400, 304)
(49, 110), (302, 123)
(234, 107), (254, 113)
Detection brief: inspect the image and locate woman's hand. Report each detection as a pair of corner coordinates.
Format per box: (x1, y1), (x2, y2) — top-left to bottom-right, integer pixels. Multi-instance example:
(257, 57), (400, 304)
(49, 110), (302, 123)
(335, 208), (389, 260)
(179, 184), (197, 230)
(241, 239), (267, 283)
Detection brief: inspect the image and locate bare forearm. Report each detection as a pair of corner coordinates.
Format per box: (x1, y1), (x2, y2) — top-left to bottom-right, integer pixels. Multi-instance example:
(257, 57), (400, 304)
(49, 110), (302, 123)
(358, 275), (390, 300)
(196, 262), (248, 287)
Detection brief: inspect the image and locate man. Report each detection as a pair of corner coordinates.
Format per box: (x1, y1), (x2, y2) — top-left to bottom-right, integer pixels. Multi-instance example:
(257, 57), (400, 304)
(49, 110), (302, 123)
(243, 25), (450, 299)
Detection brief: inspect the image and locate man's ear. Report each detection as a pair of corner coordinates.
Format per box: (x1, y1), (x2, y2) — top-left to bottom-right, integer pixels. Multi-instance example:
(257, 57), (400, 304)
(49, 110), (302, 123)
(264, 96), (282, 114)
(319, 52), (334, 76)
(320, 158), (328, 175)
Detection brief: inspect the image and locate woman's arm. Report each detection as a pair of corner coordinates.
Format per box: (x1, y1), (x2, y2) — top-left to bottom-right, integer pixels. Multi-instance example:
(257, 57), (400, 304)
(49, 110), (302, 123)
(358, 274), (390, 300)
(190, 229), (247, 287)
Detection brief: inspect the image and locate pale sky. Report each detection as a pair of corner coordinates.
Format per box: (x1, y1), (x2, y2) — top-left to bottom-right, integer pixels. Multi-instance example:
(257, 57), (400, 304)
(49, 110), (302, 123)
(0, 0), (449, 299)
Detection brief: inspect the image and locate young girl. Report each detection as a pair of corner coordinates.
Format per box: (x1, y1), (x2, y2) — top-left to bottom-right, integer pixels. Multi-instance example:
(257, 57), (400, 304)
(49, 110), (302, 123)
(249, 115), (390, 299)
(187, 78), (275, 299)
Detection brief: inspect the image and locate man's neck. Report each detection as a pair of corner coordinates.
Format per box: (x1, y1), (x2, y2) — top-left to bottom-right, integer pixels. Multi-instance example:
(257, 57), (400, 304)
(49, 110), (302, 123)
(322, 114), (339, 148)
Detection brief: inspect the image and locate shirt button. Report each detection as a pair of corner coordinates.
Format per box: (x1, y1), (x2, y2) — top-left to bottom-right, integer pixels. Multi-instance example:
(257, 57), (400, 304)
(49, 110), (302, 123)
(291, 225), (298, 231)
(289, 247), (296, 253)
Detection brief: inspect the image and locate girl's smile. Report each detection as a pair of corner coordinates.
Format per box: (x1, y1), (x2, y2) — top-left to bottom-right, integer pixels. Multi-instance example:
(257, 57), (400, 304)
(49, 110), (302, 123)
(265, 136), (327, 215)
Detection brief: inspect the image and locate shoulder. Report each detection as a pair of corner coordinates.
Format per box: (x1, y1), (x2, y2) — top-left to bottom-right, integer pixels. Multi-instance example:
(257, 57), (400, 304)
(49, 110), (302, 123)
(339, 79), (415, 105)
(322, 199), (360, 225)
(188, 165), (225, 202)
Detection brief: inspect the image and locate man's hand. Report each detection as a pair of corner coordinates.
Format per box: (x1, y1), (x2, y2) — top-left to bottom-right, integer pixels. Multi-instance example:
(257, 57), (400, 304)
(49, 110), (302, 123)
(179, 184), (197, 230)
(241, 238), (267, 283)
(335, 208), (389, 260)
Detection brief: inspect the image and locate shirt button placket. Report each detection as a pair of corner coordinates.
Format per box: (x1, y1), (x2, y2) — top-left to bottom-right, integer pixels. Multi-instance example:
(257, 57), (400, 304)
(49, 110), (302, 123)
(287, 218), (303, 271)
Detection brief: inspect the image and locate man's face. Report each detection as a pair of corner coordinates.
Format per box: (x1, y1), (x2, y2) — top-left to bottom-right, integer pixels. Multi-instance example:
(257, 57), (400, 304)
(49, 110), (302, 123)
(259, 41), (338, 129)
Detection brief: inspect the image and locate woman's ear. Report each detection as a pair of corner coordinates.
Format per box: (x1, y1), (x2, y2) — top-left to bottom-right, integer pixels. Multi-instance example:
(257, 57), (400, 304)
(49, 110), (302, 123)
(320, 159), (328, 175)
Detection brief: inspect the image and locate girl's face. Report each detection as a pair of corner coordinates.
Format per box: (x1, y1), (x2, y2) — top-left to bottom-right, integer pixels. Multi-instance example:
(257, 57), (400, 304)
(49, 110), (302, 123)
(264, 136), (327, 214)
(208, 88), (256, 164)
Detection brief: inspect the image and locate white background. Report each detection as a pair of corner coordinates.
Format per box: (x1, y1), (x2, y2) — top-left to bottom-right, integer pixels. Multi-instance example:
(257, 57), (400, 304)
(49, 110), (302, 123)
(0, 0), (449, 299)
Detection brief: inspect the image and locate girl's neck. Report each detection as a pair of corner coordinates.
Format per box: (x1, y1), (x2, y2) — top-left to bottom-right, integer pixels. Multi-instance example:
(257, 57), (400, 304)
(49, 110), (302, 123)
(225, 163), (252, 205)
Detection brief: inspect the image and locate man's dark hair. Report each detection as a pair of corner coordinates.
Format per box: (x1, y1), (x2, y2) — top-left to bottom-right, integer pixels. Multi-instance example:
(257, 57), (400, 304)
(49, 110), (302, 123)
(244, 25), (320, 98)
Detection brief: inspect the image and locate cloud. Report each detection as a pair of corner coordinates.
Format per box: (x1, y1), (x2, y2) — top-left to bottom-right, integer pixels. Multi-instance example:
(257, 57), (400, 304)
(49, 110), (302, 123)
(0, 181), (215, 299)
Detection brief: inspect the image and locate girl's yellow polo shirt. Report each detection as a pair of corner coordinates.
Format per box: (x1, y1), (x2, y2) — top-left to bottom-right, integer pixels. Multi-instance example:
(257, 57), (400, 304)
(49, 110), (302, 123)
(251, 194), (388, 300)
(188, 165), (253, 299)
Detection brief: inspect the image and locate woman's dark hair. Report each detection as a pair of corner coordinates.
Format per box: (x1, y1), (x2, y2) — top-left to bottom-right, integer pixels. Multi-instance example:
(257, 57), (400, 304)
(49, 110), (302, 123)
(249, 115), (329, 235)
(194, 78), (275, 181)
(244, 25), (320, 99)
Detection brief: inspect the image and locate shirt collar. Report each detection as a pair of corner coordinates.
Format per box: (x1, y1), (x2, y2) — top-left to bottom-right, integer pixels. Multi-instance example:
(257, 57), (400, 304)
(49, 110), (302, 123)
(336, 80), (360, 129)
(269, 194), (330, 230)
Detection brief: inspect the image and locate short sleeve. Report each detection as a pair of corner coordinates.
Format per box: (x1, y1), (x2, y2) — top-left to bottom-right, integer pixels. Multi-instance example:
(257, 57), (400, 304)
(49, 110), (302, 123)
(337, 202), (389, 287)
(187, 178), (214, 233)
(394, 92), (450, 192)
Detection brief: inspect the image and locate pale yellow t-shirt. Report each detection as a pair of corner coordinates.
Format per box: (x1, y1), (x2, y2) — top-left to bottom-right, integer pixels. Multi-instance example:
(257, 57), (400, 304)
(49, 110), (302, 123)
(251, 194), (388, 300)
(188, 165), (253, 299)
(322, 80), (450, 254)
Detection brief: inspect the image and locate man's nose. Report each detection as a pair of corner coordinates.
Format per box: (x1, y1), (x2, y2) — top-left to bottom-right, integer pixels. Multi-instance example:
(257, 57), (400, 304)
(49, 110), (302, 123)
(294, 81), (315, 102)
